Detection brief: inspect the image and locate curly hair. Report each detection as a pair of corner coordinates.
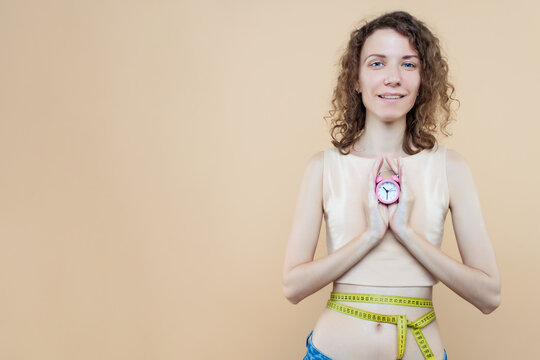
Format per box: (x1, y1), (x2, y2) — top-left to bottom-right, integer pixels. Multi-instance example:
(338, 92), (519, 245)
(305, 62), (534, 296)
(326, 11), (458, 155)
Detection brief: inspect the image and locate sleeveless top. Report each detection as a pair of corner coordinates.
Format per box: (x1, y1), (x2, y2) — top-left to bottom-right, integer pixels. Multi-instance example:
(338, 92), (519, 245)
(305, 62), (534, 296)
(323, 145), (450, 286)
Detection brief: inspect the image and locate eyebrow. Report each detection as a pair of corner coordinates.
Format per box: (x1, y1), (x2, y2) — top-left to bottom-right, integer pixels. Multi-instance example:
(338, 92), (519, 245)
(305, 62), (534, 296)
(363, 54), (419, 64)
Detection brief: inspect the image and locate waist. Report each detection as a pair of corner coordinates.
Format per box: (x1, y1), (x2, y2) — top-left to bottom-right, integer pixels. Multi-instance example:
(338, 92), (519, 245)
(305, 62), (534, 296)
(333, 283), (433, 300)
(326, 291), (438, 359)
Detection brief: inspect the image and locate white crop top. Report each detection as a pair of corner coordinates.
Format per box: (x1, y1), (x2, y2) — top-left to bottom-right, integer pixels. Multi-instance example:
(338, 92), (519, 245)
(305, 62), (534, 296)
(323, 145), (450, 286)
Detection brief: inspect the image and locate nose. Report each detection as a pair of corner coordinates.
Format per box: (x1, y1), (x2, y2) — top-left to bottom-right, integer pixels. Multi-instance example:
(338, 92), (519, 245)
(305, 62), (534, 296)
(384, 67), (401, 86)
(384, 77), (400, 86)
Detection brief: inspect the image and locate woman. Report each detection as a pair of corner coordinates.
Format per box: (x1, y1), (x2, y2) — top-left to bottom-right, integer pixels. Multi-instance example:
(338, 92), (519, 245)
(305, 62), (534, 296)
(282, 11), (501, 360)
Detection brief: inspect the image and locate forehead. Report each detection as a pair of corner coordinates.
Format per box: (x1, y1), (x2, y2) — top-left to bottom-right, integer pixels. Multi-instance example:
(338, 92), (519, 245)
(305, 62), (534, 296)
(361, 28), (418, 59)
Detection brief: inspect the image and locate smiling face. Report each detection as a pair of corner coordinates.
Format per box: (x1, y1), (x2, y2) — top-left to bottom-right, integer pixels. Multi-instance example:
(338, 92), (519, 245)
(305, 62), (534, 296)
(355, 28), (421, 123)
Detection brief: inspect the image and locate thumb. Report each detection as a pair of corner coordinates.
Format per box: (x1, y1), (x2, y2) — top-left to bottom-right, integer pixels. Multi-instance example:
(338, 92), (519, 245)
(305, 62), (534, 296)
(388, 203), (397, 219)
(378, 202), (390, 225)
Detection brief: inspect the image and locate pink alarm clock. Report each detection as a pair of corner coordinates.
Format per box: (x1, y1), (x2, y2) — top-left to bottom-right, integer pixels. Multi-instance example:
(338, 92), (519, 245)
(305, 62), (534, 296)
(375, 173), (401, 205)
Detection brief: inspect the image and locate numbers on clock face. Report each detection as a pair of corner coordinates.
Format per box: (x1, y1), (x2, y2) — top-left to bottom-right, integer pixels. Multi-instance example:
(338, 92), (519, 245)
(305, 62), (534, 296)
(377, 181), (399, 202)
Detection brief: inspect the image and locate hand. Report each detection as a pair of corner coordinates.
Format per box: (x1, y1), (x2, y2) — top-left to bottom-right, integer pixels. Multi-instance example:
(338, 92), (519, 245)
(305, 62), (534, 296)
(364, 155), (390, 244)
(386, 156), (413, 244)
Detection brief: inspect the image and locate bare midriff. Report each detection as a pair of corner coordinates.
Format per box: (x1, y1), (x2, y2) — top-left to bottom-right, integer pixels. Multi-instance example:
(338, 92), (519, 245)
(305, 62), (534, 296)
(311, 283), (445, 360)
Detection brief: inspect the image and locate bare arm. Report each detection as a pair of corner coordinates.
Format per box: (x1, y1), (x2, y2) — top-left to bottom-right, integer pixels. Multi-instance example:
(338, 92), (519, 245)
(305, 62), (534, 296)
(282, 152), (386, 305)
(390, 150), (501, 314)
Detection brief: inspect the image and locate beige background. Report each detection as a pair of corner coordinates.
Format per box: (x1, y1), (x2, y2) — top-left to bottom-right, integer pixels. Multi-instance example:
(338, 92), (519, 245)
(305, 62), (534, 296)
(0, 0), (538, 359)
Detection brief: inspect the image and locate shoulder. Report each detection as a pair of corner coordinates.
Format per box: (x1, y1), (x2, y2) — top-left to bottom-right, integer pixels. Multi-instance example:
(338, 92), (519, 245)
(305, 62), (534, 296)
(444, 148), (477, 207)
(309, 149), (325, 163)
(295, 150), (325, 209)
(445, 148), (472, 175)
(304, 150), (325, 175)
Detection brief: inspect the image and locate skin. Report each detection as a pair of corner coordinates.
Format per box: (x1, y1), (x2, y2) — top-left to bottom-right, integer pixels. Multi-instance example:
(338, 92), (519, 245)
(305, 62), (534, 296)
(282, 28), (501, 359)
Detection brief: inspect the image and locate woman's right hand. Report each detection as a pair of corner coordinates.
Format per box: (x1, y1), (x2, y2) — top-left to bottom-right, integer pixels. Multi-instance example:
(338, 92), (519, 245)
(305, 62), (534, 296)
(363, 155), (389, 245)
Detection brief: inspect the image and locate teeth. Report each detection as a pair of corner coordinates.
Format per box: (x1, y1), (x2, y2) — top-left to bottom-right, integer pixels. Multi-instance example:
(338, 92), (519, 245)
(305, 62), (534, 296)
(380, 95), (402, 99)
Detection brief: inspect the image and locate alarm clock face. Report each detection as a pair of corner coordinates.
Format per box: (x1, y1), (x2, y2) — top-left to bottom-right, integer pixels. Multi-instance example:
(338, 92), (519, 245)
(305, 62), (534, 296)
(376, 180), (400, 204)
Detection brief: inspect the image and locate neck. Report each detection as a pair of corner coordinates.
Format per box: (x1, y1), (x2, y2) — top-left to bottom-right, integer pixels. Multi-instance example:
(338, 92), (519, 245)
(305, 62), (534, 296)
(352, 115), (408, 157)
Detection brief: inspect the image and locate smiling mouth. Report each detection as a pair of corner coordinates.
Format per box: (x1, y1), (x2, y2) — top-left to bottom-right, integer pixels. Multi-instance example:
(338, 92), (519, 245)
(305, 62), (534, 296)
(378, 95), (405, 99)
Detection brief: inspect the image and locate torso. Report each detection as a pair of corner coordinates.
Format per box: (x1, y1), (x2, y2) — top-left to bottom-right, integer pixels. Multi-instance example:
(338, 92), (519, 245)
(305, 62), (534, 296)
(322, 145), (449, 288)
(315, 145), (449, 359)
(311, 283), (445, 360)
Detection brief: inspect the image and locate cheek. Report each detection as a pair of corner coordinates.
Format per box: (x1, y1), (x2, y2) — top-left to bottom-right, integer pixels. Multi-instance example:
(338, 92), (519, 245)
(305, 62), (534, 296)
(404, 73), (421, 91)
(359, 72), (384, 91)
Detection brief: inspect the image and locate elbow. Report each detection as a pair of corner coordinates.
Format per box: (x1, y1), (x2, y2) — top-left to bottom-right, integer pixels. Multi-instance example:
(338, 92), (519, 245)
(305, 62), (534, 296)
(480, 293), (500, 314)
(480, 280), (502, 315)
(282, 274), (302, 305)
(283, 287), (301, 305)
(282, 281), (301, 305)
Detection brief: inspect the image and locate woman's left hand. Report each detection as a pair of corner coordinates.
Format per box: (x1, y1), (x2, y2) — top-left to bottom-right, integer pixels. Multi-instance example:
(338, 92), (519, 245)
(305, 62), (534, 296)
(386, 156), (413, 244)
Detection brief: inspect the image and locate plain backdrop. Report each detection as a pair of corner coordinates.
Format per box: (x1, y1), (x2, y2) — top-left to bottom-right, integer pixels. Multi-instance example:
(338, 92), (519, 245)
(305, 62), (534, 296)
(1, 0), (539, 359)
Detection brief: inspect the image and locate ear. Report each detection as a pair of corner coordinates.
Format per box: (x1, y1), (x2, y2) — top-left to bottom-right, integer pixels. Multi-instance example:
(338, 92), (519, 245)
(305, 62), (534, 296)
(355, 80), (361, 93)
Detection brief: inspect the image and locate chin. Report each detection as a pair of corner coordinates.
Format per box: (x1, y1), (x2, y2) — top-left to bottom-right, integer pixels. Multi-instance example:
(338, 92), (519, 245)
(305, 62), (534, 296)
(377, 114), (407, 123)
(375, 107), (415, 122)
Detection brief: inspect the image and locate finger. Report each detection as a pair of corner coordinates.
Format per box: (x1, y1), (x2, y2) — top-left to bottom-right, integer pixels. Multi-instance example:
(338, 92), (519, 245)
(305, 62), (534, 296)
(388, 202), (397, 219)
(369, 156), (384, 205)
(368, 169), (375, 200)
(371, 155), (384, 176)
(378, 202), (389, 224)
(398, 158), (405, 185)
(385, 155), (399, 175)
(370, 155), (384, 187)
(368, 165), (378, 206)
(398, 159), (413, 202)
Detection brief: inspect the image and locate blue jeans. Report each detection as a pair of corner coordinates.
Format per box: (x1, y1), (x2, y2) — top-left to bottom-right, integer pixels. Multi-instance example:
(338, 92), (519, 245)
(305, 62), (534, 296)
(303, 330), (448, 360)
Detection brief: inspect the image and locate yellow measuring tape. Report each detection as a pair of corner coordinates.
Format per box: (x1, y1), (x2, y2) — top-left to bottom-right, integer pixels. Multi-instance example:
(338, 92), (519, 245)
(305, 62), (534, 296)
(327, 292), (437, 360)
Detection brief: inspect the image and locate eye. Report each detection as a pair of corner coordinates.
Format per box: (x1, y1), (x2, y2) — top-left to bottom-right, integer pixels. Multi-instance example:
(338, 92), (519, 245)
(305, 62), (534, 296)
(369, 61), (383, 68)
(403, 62), (416, 69)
